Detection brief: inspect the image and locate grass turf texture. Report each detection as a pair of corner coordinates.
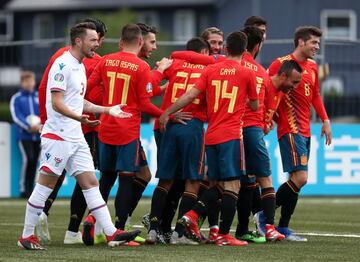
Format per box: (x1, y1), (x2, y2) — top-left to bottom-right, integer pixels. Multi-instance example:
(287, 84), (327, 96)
(1, 198), (359, 262)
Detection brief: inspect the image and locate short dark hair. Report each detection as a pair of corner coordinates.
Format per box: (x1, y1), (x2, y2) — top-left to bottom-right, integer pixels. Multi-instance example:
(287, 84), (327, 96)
(82, 18), (107, 37)
(121, 23), (142, 44)
(70, 22), (97, 46)
(136, 22), (158, 36)
(278, 60), (303, 77)
(21, 71), (35, 82)
(225, 31), (247, 57)
(294, 26), (322, 47)
(201, 27), (224, 41)
(244, 16), (267, 27)
(240, 26), (263, 52)
(186, 37), (210, 53)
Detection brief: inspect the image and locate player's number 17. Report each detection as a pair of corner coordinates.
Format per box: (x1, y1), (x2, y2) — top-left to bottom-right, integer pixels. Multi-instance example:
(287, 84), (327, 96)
(107, 71), (130, 104)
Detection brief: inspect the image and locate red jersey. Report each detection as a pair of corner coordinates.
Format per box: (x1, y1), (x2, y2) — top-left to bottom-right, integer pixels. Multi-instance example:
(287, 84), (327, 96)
(195, 59), (258, 145)
(153, 54), (212, 130)
(38, 46), (70, 124)
(87, 51), (154, 145)
(264, 78), (284, 124)
(81, 53), (102, 134)
(241, 52), (269, 128)
(268, 54), (329, 139)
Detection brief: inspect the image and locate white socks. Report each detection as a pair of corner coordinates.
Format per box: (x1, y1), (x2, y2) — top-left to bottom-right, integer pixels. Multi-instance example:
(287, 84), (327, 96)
(82, 187), (116, 236)
(22, 183), (52, 238)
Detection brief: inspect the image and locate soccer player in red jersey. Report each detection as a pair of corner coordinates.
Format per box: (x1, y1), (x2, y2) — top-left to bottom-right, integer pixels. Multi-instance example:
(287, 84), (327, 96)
(266, 26), (332, 241)
(146, 37), (211, 245)
(35, 18), (109, 245)
(86, 24), (168, 237)
(159, 31), (259, 246)
(232, 26), (284, 242)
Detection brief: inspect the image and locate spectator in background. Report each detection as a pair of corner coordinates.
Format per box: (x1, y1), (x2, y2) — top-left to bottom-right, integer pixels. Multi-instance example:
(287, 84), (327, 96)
(10, 71), (41, 198)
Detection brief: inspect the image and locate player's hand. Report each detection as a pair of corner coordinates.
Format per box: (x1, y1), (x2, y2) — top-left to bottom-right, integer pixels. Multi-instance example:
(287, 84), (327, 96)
(321, 119), (332, 145)
(29, 124), (41, 133)
(156, 58), (173, 73)
(108, 104), (132, 118)
(159, 113), (170, 132)
(79, 115), (101, 127)
(171, 111), (193, 125)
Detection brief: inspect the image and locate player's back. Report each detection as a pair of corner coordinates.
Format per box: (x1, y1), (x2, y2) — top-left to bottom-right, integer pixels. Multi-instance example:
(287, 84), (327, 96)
(242, 52), (268, 128)
(90, 51), (152, 145)
(163, 59), (207, 118)
(198, 59), (257, 145)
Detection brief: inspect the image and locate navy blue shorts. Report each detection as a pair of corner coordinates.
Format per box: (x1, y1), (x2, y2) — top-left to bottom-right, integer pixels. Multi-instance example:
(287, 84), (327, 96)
(156, 119), (205, 181)
(206, 139), (246, 181)
(154, 129), (162, 166)
(279, 133), (310, 173)
(84, 131), (99, 169)
(240, 174), (256, 184)
(138, 141), (148, 167)
(243, 126), (271, 178)
(98, 139), (140, 173)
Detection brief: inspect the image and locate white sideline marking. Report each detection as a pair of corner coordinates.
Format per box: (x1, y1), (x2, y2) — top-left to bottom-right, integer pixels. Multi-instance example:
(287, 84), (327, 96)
(1, 222), (359, 238)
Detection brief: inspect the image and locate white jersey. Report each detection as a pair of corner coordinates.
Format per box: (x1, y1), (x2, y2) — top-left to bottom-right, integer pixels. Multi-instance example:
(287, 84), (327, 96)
(42, 51), (87, 142)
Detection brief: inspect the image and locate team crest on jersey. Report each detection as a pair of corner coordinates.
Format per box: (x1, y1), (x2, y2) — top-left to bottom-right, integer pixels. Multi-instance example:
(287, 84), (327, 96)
(45, 152), (51, 161)
(54, 157), (63, 167)
(59, 63), (66, 70)
(54, 73), (64, 82)
(146, 82), (153, 93)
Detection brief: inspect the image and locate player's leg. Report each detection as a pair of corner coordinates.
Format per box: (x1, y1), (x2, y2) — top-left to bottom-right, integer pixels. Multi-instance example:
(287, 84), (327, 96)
(171, 120), (204, 244)
(114, 139), (142, 230)
(72, 141), (141, 247)
(18, 138), (70, 250)
(214, 139), (247, 246)
(127, 142), (151, 229)
(147, 125), (179, 244)
(180, 144), (222, 242)
(65, 131), (97, 244)
(276, 133), (309, 241)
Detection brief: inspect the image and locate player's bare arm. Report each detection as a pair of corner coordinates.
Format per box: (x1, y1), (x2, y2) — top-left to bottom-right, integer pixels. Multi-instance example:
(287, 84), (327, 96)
(51, 91), (100, 127)
(159, 87), (202, 131)
(83, 99), (132, 118)
(321, 119), (332, 145)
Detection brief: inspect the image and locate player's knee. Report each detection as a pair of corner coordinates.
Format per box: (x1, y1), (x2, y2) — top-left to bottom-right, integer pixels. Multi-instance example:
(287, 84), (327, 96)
(137, 166), (152, 183)
(291, 171), (308, 188)
(223, 179), (240, 193)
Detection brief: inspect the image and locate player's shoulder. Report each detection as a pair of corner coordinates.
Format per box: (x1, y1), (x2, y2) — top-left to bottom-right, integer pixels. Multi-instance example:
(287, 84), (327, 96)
(306, 58), (318, 70)
(277, 54), (292, 63)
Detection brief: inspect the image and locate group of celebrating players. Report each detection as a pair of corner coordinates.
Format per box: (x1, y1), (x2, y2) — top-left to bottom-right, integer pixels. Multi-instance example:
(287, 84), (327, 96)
(17, 15), (332, 250)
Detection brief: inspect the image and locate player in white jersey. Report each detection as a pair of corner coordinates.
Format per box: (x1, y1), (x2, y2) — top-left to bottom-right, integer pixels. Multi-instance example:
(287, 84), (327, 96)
(17, 22), (141, 250)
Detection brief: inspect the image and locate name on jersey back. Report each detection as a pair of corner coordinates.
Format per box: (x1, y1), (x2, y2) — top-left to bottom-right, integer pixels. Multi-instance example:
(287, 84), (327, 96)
(105, 59), (139, 71)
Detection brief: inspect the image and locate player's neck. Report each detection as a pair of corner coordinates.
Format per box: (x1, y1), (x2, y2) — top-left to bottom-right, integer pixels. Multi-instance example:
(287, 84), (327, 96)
(69, 47), (84, 63)
(226, 55), (242, 63)
(122, 46), (140, 56)
(292, 49), (307, 62)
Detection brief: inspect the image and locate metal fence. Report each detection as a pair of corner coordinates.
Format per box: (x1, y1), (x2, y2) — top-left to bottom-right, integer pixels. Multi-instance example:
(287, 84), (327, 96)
(1, 38), (360, 122)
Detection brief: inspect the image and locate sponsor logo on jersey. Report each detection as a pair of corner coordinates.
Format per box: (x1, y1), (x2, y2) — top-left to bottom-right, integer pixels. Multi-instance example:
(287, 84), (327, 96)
(54, 73), (64, 82)
(59, 63), (66, 70)
(45, 152), (51, 161)
(146, 83), (153, 93)
(54, 157), (63, 167)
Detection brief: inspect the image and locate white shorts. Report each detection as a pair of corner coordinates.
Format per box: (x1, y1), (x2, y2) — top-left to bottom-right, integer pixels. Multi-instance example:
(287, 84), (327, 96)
(39, 137), (95, 176)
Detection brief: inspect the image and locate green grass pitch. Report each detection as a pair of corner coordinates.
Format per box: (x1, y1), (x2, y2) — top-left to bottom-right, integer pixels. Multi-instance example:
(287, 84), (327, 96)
(1, 197), (359, 262)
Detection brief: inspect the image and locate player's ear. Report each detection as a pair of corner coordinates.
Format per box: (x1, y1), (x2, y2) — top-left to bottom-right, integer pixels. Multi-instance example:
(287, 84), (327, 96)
(201, 48), (209, 55)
